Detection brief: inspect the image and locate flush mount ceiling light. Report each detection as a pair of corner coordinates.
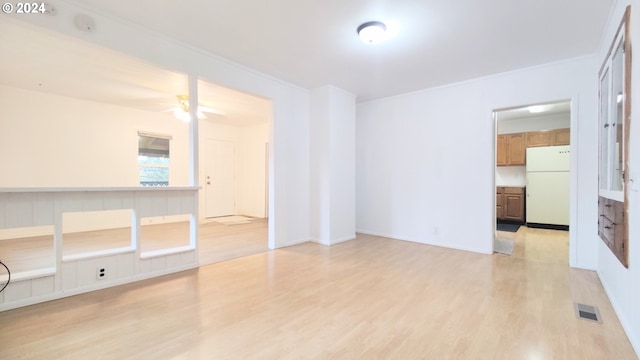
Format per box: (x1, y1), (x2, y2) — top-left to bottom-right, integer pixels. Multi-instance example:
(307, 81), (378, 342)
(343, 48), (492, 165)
(357, 21), (387, 44)
(528, 105), (548, 114)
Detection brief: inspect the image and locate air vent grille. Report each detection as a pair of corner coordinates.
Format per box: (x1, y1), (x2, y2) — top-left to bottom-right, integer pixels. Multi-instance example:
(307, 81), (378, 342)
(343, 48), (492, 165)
(574, 303), (601, 323)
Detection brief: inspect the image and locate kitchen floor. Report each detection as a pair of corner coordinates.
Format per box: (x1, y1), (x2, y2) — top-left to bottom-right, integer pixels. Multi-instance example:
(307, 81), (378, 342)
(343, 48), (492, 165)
(496, 225), (569, 265)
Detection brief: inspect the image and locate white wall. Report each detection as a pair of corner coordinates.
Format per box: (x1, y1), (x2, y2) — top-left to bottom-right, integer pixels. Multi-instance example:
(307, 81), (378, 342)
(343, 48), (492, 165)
(357, 56), (597, 262)
(237, 123), (269, 218)
(6, 2), (311, 249)
(495, 166), (526, 187)
(310, 87), (331, 243)
(0, 84), (190, 187)
(310, 86), (356, 245)
(596, 0), (640, 356)
(329, 87), (356, 243)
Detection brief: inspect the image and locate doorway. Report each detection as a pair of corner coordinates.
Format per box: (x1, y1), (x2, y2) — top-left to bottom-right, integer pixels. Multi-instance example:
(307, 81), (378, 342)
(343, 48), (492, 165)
(494, 100), (571, 265)
(204, 139), (236, 218)
(196, 79), (272, 266)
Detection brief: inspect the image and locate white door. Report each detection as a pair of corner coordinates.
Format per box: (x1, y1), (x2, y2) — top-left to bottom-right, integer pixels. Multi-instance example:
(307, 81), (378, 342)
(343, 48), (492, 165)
(205, 139), (236, 218)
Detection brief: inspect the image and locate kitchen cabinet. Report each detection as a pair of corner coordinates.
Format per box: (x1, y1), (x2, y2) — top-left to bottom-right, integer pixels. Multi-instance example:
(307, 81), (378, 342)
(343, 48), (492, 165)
(497, 133), (525, 166)
(507, 134), (526, 165)
(496, 135), (507, 166)
(496, 188), (504, 219)
(526, 128), (570, 147)
(496, 187), (525, 222)
(551, 128), (570, 145)
(598, 196), (627, 267)
(499, 129), (570, 167)
(526, 131), (552, 147)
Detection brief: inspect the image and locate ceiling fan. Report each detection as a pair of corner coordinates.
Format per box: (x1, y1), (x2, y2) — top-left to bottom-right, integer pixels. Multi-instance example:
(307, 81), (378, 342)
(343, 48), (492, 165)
(172, 94), (224, 122)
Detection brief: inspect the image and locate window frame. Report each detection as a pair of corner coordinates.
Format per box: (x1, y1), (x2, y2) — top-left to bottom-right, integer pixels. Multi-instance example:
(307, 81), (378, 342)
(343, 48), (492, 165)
(138, 132), (172, 187)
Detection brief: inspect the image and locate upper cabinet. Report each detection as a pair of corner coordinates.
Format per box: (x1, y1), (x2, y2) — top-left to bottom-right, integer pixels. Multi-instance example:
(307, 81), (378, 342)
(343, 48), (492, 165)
(497, 135), (507, 166)
(551, 128), (570, 146)
(597, 6), (630, 268)
(525, 131), (552, 147)
(497, 128), (570, 166)
(526, 128), (570, 147)
(507, 133), (526, 165)
(497, 133), (525, 166)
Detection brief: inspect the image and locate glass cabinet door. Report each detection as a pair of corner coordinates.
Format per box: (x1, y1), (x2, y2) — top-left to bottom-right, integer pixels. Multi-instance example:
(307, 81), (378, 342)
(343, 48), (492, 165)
(599, 69), (610, 191)
(611, 40), (625, 192)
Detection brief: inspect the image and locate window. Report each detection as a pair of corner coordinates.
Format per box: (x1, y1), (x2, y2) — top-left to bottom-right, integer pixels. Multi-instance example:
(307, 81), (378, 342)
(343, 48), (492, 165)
(138, 133), (171, 186)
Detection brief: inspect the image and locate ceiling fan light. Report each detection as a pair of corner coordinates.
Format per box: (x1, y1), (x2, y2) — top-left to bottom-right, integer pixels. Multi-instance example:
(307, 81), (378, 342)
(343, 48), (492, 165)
(173, 108), (191, 122)
(357, 21), (386, 44)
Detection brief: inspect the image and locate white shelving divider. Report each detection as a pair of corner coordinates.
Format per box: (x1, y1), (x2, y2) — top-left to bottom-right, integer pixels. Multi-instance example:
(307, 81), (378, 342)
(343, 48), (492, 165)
(0, 187), (199, 311)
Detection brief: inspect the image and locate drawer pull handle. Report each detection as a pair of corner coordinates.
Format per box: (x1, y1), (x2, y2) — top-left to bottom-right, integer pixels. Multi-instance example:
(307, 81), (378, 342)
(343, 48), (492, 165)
(605, 226), (612, 229)
(605, 204), (612, 208)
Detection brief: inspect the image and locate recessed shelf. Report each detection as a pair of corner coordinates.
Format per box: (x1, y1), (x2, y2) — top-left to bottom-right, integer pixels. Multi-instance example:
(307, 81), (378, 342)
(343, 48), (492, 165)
(62, 209), (134, 257)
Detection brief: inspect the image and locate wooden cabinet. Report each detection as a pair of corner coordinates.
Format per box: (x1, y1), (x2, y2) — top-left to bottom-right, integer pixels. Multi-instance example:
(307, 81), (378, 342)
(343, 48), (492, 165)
(497, 133), (525, 166)
(503, 187), (525, 221)
(526, 131), (552, 147)
(507, 134), (525, 165)
(551, 128), (570, 145)
(526, 128), (570, 148)
(496, 188), (504, 219)
(496, 135), (507, 166)
(497, 187), (525, 222)
(499, 129), (570, 167)
(598, 196), (627, 267)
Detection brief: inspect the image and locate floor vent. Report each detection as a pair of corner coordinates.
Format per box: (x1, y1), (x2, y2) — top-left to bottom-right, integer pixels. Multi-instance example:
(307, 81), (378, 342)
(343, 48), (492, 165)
(574, 303), (601, 323)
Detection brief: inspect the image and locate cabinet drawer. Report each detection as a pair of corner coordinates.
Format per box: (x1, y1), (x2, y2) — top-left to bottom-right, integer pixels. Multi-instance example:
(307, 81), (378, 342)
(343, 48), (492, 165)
(601, 217), (615, 248)
(599, 198), (624, 222)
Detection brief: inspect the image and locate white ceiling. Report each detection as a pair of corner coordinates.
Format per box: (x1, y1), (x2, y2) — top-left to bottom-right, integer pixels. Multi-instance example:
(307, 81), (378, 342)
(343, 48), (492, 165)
(496, 101), (571, 122)
(71, 0), (614, 102)
(0, 18), (272, 127)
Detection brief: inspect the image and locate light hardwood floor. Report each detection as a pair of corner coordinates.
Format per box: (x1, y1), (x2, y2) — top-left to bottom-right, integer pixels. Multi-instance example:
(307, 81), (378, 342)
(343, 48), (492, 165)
(0, 218), (269, 273)
(198, 218), (268, 265)
(496, 225), (570, 265)
(0, 229), (636, 359)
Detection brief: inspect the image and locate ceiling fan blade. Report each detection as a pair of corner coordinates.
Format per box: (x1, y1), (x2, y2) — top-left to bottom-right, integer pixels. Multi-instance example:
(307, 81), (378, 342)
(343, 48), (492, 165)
(199, 106), (225, 115)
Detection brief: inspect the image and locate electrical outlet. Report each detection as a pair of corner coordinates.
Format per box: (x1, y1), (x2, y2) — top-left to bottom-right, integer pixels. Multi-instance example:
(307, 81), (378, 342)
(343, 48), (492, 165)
(96, 268), (107, 280)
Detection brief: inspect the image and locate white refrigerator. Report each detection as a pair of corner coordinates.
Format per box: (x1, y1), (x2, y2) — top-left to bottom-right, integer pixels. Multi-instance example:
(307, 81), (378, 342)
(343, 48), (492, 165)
(526, 145), (570, 227)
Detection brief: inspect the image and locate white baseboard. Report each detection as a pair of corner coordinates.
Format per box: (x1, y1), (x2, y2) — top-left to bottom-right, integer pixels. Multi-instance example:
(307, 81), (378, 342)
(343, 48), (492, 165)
(355, 228), (492, 255)
(278, 238), (310, 248)
(597, 268), (640, 358)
